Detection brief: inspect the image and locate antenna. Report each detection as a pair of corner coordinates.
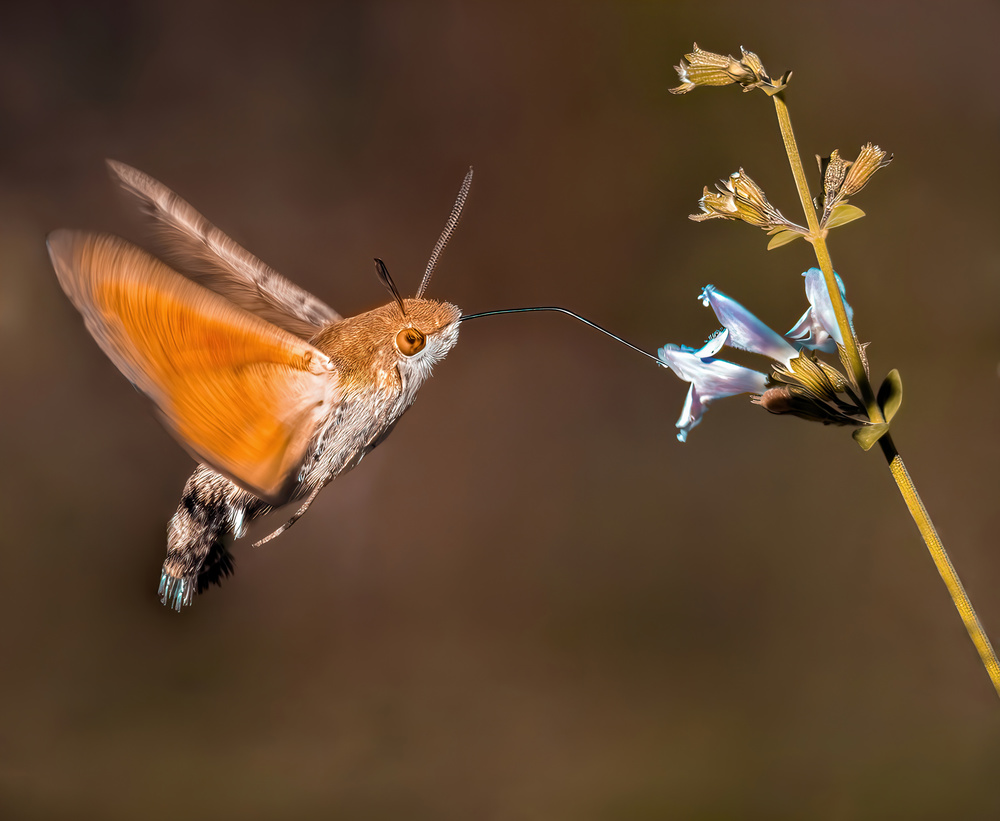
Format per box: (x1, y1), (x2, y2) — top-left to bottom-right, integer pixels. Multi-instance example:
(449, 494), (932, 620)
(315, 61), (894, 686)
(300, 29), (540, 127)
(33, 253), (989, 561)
(374, 258), (406, 316)
(417, 167), (473, 298)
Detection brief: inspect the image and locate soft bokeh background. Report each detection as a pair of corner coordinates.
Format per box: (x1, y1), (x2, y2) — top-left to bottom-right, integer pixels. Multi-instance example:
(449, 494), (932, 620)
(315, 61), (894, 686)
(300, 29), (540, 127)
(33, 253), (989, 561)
(2, 2), (999, 818)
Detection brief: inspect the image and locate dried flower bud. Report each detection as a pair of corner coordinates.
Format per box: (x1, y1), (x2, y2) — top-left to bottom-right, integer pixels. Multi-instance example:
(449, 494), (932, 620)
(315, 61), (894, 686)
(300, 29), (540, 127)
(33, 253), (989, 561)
(816, 150), (851, 219)
(841, 143), (893, 199)
(670, 44), (789, 95)
(690, 169), (804, 234)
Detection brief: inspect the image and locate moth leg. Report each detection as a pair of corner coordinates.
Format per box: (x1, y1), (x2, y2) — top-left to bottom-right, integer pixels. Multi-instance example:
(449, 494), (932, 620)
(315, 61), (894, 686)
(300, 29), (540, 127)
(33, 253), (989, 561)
(252, 477), (328, 547)
(160, 465), (268, 610)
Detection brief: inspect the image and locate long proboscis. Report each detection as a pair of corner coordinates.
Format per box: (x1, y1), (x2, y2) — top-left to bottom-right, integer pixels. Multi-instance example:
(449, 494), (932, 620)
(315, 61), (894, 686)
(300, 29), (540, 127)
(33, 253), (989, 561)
(460, 306), (663, 365)
(417, 167), (474, 298)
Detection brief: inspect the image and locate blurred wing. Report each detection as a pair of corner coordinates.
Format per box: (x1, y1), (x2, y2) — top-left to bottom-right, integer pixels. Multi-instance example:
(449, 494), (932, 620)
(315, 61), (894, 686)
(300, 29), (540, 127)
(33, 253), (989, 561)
(48, 230), (340, 504)
(107, 159), (341, 338)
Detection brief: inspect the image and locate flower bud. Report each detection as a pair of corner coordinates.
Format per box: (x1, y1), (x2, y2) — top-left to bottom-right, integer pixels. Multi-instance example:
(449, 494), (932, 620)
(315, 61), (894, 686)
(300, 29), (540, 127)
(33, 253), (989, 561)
(816, 144), (892, 226)
(690, 170), (804, 234)
(670, 44), (789, 95)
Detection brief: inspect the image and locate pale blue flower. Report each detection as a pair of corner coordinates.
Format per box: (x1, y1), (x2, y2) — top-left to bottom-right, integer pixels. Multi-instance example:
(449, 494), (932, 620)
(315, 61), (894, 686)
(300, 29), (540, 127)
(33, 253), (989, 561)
(699, 284), (798, 366)
(660, 272), (856, 442)
(786, 268), (853, 352)
(658, 330), (769, 442)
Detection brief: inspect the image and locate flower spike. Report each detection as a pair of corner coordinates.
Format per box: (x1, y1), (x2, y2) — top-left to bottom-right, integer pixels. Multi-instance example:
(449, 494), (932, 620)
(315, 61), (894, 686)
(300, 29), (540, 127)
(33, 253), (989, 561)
(667, 40), (1000, 701)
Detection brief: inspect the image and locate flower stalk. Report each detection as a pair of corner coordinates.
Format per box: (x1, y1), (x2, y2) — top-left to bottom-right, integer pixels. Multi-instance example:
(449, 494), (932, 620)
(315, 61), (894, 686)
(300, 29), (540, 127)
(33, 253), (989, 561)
(770, 92), (882, 421)
(881, 436), (1000, 694)
(771, 88), (1000, 697)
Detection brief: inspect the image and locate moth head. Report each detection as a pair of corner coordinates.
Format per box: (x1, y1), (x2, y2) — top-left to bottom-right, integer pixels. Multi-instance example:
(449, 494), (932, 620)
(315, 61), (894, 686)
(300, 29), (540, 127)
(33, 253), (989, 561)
(368, 166), (472, 385)
(391, 298), (461, 383)
(372, 257), (460, 363)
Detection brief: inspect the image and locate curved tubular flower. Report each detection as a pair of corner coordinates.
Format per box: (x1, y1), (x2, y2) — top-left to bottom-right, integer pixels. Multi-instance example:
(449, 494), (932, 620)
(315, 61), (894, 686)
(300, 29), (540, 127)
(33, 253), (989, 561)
(658, 331), (769, 442)
(786, 268), (853, 351)
(699, 285), (798, 365)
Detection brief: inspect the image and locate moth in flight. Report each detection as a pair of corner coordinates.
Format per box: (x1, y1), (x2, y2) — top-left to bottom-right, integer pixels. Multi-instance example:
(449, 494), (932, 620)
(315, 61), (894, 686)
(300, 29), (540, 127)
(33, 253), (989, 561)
(49, 161), (471, 609)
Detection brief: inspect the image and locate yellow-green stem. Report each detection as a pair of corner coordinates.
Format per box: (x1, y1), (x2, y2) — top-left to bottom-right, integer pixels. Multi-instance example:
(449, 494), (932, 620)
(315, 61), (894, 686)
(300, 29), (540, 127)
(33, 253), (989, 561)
(770, 89), (1000, 697)
(880, 435), (1000, 697)
(771, 92), (881, 420)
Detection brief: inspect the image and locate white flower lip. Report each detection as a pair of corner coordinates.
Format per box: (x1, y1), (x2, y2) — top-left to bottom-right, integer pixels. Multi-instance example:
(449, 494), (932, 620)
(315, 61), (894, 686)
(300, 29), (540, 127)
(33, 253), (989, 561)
(658, 331), (769, 442)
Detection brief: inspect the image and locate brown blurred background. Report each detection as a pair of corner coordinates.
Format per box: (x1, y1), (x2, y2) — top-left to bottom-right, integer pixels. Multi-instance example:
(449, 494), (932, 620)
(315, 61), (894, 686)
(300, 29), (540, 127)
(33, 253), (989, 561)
(2, 1), (999, 818)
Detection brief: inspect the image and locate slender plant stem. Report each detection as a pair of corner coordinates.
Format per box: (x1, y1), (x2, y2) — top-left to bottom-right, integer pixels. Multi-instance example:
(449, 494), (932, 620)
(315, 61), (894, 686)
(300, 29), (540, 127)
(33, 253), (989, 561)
(770, 90), (1000, 697)
(880, 435), (1000, 696)
(771, 93), (881, 420)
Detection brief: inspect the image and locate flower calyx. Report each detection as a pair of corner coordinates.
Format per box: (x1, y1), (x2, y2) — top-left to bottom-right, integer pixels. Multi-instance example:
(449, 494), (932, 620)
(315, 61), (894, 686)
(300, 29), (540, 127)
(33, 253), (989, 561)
(691, 169), (805, 236)
(670, 44), (790, 96)
(756, 355), (867, 427)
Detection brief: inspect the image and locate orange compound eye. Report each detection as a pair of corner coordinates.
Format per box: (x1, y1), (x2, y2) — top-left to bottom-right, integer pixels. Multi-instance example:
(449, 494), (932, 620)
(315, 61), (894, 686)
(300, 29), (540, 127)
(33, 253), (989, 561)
(396, 327), (426, 356)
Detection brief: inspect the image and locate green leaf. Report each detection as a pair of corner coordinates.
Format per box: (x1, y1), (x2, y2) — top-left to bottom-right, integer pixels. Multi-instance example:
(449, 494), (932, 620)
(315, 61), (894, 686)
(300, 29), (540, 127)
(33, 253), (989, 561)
(766, 230), (804, 250)
(877, 368), (903, 422)
(825, 203), (866, 229)
(853, 422), (890, 451)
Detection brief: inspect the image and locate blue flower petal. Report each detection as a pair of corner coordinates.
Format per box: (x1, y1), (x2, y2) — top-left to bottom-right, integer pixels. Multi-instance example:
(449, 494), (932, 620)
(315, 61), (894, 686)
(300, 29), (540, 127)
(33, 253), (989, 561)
(658, 339), (769, 441)
(786, 268), (853, 350)
(700, 285), (798, 366)
(675, 383), (703, 443)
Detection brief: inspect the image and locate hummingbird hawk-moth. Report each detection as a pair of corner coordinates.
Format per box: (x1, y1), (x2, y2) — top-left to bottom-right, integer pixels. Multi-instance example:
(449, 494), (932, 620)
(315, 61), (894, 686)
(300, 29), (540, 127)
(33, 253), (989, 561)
(49, 161), (472, 610)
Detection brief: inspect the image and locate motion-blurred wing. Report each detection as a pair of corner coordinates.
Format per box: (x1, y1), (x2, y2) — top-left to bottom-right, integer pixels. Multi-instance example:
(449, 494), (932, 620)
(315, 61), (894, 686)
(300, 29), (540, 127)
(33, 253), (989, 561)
(48, 230), (339, 503)
(107, 159), (341, 338)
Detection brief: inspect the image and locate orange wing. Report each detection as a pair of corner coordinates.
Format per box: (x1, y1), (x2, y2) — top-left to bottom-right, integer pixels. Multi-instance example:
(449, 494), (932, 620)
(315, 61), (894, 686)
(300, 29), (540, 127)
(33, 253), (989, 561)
(48, 231), (339, 503)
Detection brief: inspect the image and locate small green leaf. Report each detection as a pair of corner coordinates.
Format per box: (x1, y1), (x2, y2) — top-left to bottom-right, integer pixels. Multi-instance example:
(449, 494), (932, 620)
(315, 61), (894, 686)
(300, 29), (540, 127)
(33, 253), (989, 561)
(825, 203), (866, 229)
(853, 422), (890, 451)
(877, 368), (903, 422)
(766, 230), (804, 250)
